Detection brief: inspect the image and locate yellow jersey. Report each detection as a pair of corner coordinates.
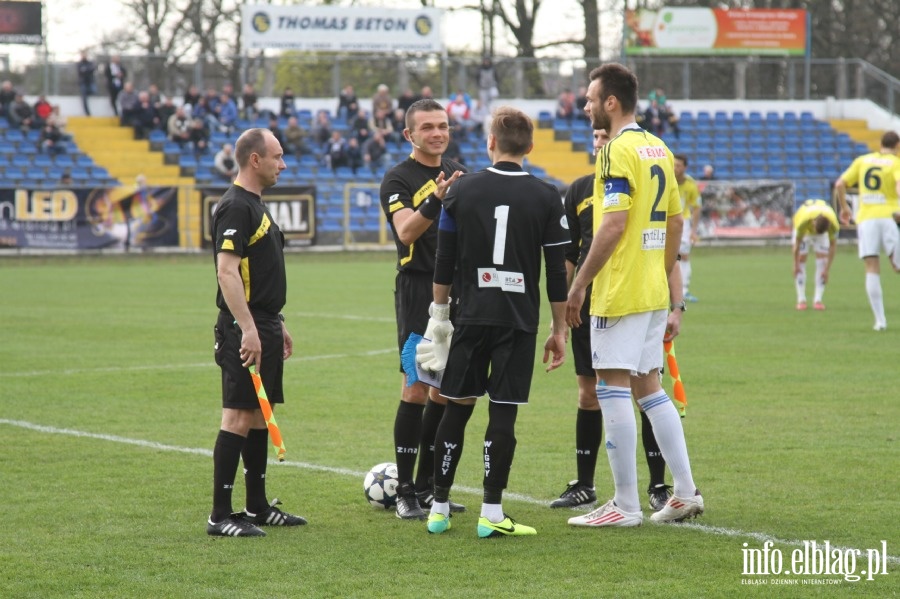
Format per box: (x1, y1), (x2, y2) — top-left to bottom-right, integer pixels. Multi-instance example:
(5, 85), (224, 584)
(793, 199), (839, 241)
(839, 151), (900, 222)
(590, 126), (681, 317)
(678, 175), (701, 220)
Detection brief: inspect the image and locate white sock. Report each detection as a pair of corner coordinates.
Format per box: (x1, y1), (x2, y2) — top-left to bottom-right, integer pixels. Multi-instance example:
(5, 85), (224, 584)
(480, 502), (504, 523)
(431, 501), (450, 517)
(795, 268), (806, 303)
(866, 272), (886, 327)
(637, 390), (697, 498)
(814, 258), (827, 303)
(682, 260), (692, 295)
(597, 385), (639, 513)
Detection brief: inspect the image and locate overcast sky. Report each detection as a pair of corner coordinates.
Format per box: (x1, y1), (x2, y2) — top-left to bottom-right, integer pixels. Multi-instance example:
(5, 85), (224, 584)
(4, 0), (615, 67)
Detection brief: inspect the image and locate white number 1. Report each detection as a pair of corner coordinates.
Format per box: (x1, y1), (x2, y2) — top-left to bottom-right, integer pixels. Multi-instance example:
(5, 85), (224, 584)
(493, 205), (509, 265)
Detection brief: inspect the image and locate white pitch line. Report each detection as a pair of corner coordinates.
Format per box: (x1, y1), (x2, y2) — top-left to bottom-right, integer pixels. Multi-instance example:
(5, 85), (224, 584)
(0, 348), (395, 378)
(2, 418), (897, 566)
(294, 312), (395, 324)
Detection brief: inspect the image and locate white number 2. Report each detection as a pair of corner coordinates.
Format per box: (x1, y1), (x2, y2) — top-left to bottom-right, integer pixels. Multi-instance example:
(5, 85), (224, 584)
(493, 205), (509, 265)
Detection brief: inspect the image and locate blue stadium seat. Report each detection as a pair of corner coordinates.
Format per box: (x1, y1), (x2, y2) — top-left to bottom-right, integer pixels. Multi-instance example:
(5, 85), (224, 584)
(33, 155), (53, 168)
(4, 129), (24, 142)
(765, 112), (780, 124)
(75, 156), (93, 167)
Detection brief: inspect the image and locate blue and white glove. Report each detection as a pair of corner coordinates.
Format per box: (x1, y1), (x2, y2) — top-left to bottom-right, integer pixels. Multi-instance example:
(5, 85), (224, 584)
(417, 302), (453, 372)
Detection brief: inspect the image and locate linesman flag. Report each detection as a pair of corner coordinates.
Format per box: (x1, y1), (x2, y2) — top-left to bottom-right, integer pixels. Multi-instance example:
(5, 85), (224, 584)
(663, 340), (687, 417)
(248, 365), (287, 461)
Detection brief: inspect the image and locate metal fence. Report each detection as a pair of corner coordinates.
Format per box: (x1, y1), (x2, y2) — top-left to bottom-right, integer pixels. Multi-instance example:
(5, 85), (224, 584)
(6, 54), (899, 114)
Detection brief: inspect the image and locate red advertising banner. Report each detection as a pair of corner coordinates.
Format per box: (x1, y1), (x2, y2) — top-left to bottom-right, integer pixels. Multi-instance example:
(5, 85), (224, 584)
(625, 7), (807, 56)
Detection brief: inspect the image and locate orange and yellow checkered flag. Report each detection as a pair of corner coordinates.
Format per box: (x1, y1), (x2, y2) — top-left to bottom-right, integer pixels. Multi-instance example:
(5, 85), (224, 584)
(248, 365), (286, 461)
(663, 340), (687, 417)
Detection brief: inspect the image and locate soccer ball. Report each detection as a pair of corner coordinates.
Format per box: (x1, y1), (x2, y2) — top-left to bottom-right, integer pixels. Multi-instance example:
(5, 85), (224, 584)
(363, 462), (399, 509)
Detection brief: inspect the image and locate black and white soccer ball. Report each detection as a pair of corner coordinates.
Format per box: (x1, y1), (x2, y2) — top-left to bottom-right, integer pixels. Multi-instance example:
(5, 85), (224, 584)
(363, 462), (399, 509)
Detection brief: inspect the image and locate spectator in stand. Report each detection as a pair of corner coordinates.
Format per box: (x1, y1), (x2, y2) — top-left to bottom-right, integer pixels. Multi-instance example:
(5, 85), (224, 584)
(118, 82), (140, 126)
(477, 56), (498, 109)
(574, 85), (589, 120)
(189, 118), (210, 155)
(556, 88), (576, 121)
(50, 105), (69, 139)
(643, 99), (665, 135)
(203, 86), (221, 114)
(283, 116), (311, 158)
(446, 92), (472, 139)
(346, 137), (363, 174)
(419, 85), (434, 100)
(280, 87), (296, 118)
(105, 55), (127, 117)
(76, 51), (96, 116)
(337, 85), (359, 121)
(33, 95), (53, 127)
(268, 116), (286, 151)
(371, 84), (393, 115)
(213, 143), (237, 181)
(363, 131), (391, 173)
(389, 107), (406, 148)
(0, 80), (16, 116)
(183, 84), (202, 113)
(470, 99), (490, 139)
(168, 106), (192, 148)
(60, 170), (73, 185)
(369, 107), (393, 141)
(323, 130), (348, 171)
(350, 108), (371, 145)
(147, 83), (163, 109)
(132, 91), (160, 139)
(241, 83), (258, 121)
(221, 82), (236, 102)
(193, 95), (221, 133)
(397, 88), (416, 113)
(313, 110), (332, 148)
(215, 92), (239, 133)
(443, 131), (466, 166)
(700, 164), (715, 180)
(39, 117), (67, 154)
(8, 93), (35, 132)
(156, 96), (176, 130)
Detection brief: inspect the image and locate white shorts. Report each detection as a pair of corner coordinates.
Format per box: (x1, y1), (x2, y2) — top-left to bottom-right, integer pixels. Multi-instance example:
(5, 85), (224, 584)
(857, 218), (900, 266)
(680, 217), (693, 256)
(590, 309), (666, 375)
(792, 230), (830, 256)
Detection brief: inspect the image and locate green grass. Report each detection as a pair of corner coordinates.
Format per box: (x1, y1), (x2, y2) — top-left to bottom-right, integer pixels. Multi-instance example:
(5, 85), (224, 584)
(1, 247), (898, 598)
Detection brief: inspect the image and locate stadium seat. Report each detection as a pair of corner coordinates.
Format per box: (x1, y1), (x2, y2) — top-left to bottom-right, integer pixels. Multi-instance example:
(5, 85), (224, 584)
(4, 129), (24, 142)
(33, 155), (53, 168)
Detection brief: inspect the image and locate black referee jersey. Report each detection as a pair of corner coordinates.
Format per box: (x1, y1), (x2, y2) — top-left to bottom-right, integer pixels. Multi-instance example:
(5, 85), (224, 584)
(380, 155), (466, 273)
(212, 184), (287, 316)
(436, 161), (570, 334)
(563, 173), (595, 269)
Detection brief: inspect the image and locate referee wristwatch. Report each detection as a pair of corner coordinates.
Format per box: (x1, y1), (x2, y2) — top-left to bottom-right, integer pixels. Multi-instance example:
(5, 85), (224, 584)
(670, 301), (687, 312)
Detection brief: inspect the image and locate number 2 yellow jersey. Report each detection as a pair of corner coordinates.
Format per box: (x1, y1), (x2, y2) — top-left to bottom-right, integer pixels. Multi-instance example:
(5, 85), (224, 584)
(839, 152), (900, 223)
(590, 126), (681, 317)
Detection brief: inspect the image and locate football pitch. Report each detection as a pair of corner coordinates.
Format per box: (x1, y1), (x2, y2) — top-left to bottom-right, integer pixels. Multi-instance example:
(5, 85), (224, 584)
(1, 246), (898, 598)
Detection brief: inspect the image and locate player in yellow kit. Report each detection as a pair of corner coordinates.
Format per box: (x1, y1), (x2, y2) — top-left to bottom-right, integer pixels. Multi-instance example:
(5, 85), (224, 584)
(565, 63), (702, 527)
(674, 154), (701, 302)
(792, 199), (840, 311)
(834, 131), (900, 330)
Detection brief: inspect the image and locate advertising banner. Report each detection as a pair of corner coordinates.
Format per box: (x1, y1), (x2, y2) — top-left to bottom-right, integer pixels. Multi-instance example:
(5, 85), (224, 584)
(0, 1), (42, 45)
(697, 180), (794, 239)
(200, 185), (316, 248)
(241, 5), (443, 53)
(0, 185), (179, 249)
(625, 7), (807, 56)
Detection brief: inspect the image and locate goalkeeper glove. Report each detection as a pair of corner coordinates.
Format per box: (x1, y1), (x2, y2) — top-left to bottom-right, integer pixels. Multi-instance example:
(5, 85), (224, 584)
(417, 302), (453, 372)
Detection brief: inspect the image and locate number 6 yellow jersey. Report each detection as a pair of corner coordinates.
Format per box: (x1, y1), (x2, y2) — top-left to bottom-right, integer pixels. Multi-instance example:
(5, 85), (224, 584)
(839, 151), (900, 223)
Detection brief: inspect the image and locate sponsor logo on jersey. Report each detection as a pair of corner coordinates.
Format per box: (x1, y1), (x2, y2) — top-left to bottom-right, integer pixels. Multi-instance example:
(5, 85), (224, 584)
(477, 268), (525, 293)
(636, 146), (667, 159)
(641, 228), (666, 250)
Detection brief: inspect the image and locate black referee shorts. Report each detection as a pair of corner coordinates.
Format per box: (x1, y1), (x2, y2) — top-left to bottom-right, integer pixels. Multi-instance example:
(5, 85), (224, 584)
(571, 286), (593, 377)
(214, 310), (285, 410)
(440, 325), (536, 405)
(394, 270), (433, 371)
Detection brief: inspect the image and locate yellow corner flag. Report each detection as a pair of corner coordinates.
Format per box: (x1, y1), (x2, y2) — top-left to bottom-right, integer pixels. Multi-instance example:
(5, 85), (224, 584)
(248, 365), (287, 461)
(663, 340), (687, 417)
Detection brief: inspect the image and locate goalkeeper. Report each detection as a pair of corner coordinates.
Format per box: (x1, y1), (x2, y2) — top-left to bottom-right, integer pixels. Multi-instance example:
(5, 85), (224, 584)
(417, 106), (569, 538)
